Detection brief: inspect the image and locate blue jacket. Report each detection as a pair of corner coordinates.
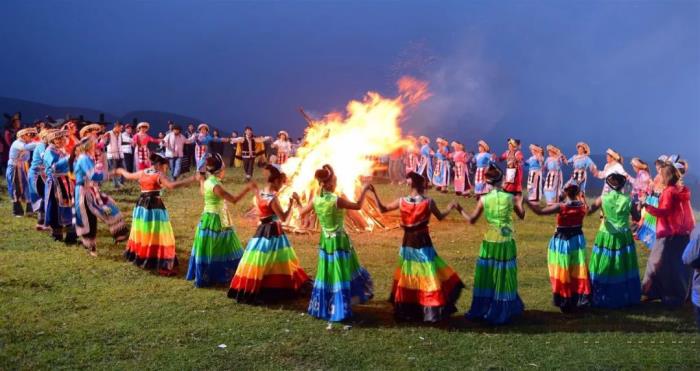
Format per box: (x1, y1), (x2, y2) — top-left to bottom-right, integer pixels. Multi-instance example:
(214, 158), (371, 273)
(682, 225), (700, 307)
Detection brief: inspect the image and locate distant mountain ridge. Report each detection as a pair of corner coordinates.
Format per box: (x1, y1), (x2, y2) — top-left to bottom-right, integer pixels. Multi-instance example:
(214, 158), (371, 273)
(0, 97), (202, 134)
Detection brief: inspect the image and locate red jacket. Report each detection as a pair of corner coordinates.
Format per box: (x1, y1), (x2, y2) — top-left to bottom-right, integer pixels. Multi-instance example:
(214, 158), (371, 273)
(646, 185), (695, 238)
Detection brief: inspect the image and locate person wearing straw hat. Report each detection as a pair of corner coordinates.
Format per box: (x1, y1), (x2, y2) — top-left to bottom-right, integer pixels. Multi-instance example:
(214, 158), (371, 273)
(42, 129), (78, 244)
(455, 164), (526, 325)
(432, 137), (451, 193)
(565, 142), (598, 196)
(640, 161), (694, 308)
(272, 130), (292, 165)
(498, 138), (524, 198)
(525, 144), (544, 202)
(595, 148), (630, 194)
(27, 128), (54, 229)
(132, 122), (162, 170)
(627, 157), (652, 223)
(192, 123), (228, 173)
(451, 141), (471, 196)
(543, 145), (565, 205)
(474, 140), (494, 198)
(416, 136), (434, 186)
(61, 118), (79, 156)
(6, 127), (39, 217)
(586, 173), (641, 308)
(73, 137), (129, 256)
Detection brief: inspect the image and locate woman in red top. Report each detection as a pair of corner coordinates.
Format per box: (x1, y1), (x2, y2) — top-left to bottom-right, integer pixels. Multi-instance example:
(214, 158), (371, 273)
(229, 165), (311, 303)
(132, 122), (162, 170)
(641, 162), (695, 307)
(370, 171), (464, 322)
(116, 153), (195, 275)
(527, 183), (592, 312)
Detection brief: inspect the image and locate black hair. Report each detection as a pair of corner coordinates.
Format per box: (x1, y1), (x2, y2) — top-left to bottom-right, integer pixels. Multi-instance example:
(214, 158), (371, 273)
(406, 171), (426, 193)
(563, 183), (580, 200)
(315, 164), (334, 183)
(205, 153), (224, 174)
(149, 152), (169, 166)
(265, 164), (287, 183)
(605, 173), (627, 191)
(484, 164), (503, 185)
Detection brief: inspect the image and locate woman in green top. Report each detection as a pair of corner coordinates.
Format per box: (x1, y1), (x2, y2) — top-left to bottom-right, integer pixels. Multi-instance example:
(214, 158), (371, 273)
(186, 154), (257, 287)
(295, 164), (374, 329)
(587, 173), (641, 308)
(456, 164), (526, 325)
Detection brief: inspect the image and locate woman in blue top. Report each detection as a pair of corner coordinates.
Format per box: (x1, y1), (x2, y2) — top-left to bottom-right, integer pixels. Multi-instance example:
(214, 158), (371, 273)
(525, 144), (544, 202)
(73, 137), (128, 255)
(6, 127), (39, 216)
(474, 140), (494, 198)
(565, 142), (598, 197)
(43, 130), (78, 244)
(28, 129), (51, 229)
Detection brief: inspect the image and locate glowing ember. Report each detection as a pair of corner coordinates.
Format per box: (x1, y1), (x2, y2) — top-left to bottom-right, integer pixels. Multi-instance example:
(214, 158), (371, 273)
(279, 76), (431, 233)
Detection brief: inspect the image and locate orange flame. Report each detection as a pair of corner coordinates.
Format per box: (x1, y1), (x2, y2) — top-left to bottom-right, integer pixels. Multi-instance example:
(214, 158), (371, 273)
(279, 76), (430, 232)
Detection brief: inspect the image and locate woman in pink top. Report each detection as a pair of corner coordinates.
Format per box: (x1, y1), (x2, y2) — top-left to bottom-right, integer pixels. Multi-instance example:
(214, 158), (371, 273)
(132, 122), (161, 170)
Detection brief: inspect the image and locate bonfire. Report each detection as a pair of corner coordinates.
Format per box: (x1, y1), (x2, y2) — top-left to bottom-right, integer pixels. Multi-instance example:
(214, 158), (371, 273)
(272, 76), (431, 233)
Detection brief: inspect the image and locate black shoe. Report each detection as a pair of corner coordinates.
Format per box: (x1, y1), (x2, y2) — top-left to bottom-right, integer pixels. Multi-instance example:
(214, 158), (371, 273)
(13, 202), (24, 217)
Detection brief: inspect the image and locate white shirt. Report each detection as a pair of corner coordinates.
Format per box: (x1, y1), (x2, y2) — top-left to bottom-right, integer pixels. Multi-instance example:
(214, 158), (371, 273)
(121, 132), (133, 154)
(163, 132), (193, 158)
(105, 130), (123, 160)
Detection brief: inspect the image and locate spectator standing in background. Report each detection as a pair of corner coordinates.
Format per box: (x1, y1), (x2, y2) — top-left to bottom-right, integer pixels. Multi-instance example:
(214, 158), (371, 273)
(121, 124), (134, 172)
(105, 121), (125, 188)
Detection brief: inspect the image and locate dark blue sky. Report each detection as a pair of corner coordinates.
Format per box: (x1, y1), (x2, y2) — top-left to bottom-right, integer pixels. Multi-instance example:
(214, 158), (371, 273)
(1, 0), (698, 165)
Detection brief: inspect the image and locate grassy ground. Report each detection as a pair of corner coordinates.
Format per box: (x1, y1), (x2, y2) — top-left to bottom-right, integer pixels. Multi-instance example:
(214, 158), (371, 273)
(0, 169), (698, 370)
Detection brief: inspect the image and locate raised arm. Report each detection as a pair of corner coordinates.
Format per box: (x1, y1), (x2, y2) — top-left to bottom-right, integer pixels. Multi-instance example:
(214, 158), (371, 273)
(526, 201), (561, 216)
(371, 187), (399, 213)
(213, 182), (257, 204)
(160, 175), (196, 190)
(295, 193), (316, 218)
(114, 168), (143, 181)
(430, 199), (455, 221)
(337, 184), (372, 210)
(456, 199), (484, 224)
(587, 197), (603, 215)
(270, 195), (294, 222)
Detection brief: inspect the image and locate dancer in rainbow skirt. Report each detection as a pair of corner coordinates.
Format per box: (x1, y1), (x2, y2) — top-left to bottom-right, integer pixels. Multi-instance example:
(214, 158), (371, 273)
(228, 165), (311, 303)
(527, 183), (591, 312)
(456, 164), (526, 325)
(297, 164), (374, 329)
(186, 153), (256, 287)
(116, 153), (195, 275)
(587, 173), (641, 308)
(371, 171), (464, 322)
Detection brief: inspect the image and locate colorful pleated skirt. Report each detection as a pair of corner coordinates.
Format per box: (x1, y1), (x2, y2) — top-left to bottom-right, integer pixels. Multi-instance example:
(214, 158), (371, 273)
(635, 194), (658, 249)
(308, 230), (374, 322)
(186, 212), (244, 287)
(547, 227), (591, 310)
(27, 169), (45, 213)
(74, 184), (129, 250)
(589, 229), (641, 308)
(125, 191), (178, 275)
(466, 231), (524, 325)
(390, 227), (464, 322)
(228, 218), (310, 302)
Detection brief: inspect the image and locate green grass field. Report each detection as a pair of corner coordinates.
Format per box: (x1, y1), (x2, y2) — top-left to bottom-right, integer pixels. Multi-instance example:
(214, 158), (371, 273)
(1, 170), (698, 370)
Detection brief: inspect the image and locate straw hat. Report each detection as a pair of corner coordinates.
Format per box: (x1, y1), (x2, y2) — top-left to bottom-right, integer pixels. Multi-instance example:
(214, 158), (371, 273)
(507, 138), (521, 147)
(436, 137), (448, 145)
(46, 130), (68, 143)
(38, 128), (55, 141)
(630, 157), (648, 170)
(278, 130), (289, 138)
(529, 144), (543, 154)
(546, 144), (561, 155)
(79, 123), (102, 138)
(136, 122), (150, 131)
(418, 135), (430, 144)
(16, 127), (38, 138)
(197, 123), (209, 132)
(477, 140), (490, 152)
(606, 148), (622, 163)
(451, 141), (464, 150)
(576, 142), (590, 155)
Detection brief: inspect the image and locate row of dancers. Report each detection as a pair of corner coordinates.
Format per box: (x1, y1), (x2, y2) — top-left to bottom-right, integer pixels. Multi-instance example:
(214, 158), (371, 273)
(7, 123), (699, 328)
